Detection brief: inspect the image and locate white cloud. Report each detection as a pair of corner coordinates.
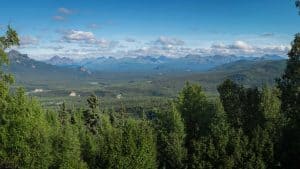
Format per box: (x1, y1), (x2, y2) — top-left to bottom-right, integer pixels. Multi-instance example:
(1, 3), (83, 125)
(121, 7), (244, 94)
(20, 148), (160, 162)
(210, 41), (289, 56)
(63, 30), (95, 42)
(58, 7), (73, 15)
(231, 41), (252, 50)
(61, 30), (118, 49)
(20, 36), (39, 46)
(255, 45), (290, 55)
(32, 32), (290, 59)
(100, 40), (119, 49)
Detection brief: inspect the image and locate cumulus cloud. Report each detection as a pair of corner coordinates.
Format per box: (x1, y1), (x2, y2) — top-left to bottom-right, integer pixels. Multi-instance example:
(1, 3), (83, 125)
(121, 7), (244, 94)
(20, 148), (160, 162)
(230, 41), (253, 50)
(154, 36), (185, 48)
(61, 30), (118, 49)
(210, 41), (289, 56)
(80, 38), (288, 58)
(42, 32), (290, 58)
(211, 40), (254, 54)
(255, 45), (290, 56)
(63, 30), (95, 42)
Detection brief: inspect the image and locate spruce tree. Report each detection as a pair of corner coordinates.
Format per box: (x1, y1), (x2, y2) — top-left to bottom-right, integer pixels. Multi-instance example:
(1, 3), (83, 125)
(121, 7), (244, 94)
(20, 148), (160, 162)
(83, 94), (101, 134)
(155, 106), (186, 169)
(49, 107), (88, 169)
(277, 34), (300, 169)
(96, 115), (157, 169)
(217, 79), (244, 129)
(0, 26), (53, 168)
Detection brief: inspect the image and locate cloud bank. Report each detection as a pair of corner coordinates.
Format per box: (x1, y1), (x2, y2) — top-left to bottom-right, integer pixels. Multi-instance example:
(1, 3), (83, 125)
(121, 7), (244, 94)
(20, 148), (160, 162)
(19, 29), (290, 59)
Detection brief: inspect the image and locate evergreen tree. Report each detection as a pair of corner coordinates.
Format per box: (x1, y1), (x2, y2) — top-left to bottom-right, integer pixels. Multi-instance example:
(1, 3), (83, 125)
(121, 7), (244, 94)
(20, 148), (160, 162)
(218, 80), (265, 135)
(96, 115), (157, 169)
(49, 108), (88, 169)
(188, 100), (235, 169)
(277, 34), (300, 169)
(241, 87), (264, 135)
(83, 94), (101, 134)
(176, 83), (213, 168)
(217, 79), (244, 129)
(259, 87), (282, 168)
(0, 26), (53, 168)
(0, 26), (19, 96)
(155, 106), (186, 169)
(0, 89), (52, 169)
(176, 83), (239, 169)
(218, 80), (283, 168)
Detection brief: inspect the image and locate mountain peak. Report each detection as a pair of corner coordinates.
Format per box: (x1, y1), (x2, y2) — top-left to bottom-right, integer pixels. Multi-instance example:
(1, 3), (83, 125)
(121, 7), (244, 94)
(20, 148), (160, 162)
(46, 56), (75, 65)
(8, 49), (21, 55)
(7, 50), (29, 60)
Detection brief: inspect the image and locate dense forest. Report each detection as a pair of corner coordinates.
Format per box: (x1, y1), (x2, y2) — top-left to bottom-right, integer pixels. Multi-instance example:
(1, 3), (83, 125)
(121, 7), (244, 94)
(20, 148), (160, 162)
(0, 2), (300, 169)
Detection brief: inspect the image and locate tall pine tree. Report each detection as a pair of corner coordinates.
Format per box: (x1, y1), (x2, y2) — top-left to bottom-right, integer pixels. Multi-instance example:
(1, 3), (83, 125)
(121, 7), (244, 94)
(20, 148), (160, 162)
(277, 34), (300, 169)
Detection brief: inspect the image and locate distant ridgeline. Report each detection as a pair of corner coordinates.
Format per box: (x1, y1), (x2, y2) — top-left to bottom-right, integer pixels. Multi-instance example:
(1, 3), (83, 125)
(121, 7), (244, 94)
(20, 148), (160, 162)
(44, 52), (286, 73)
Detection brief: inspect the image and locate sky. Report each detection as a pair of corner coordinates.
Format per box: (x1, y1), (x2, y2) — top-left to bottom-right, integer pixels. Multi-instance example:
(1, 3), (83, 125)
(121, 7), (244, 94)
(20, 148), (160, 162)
(0, 0), (299, 60)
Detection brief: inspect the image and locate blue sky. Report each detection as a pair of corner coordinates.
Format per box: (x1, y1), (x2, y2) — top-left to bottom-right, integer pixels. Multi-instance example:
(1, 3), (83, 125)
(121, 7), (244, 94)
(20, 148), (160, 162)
(0, 0), (299, 59)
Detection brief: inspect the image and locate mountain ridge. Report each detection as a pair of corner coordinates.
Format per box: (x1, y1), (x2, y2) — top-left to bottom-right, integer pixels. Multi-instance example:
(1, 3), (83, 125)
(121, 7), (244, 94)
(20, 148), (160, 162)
(43, 53), (285, 73)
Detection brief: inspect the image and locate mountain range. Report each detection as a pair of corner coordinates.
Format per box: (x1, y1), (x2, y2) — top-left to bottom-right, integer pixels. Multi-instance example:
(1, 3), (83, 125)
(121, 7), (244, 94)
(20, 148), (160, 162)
(4, 50), (91, 84)
(3, 50), (287, 102)
(44, 54), (285, 73)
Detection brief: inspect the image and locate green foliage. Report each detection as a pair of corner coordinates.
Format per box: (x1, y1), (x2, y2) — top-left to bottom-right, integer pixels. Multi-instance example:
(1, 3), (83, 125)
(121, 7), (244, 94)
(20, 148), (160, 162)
(0, 26), (54, 169)
(187, 101), (235, 169)
(83, 95), (101, 134)
(94, 115), (157, 169)
(176, 83), (211, 168)
(48, 110), (87, 169)
(176, 83), (236, 168)
(218, 80), (265, 135)
(155, 106), (186, 169)
(217, 79), (244, 129)
(277, 34), (300, 122)
(0, 26), (20, 51)
(277, 34), (300, 169)
(218, 80), (285, 168)
(0, 26), (19, 96)
(0, 88), (52, 169)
